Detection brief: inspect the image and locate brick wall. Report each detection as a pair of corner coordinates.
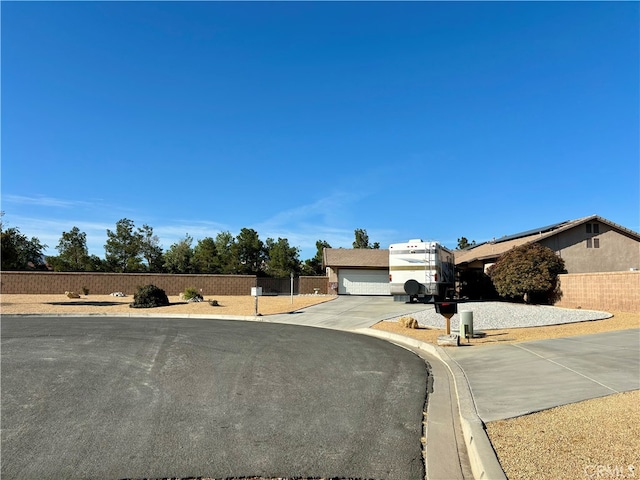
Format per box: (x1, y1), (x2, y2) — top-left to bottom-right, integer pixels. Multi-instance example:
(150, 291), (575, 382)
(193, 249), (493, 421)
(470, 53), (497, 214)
(0, 272), (330, 296)
(555, 271), (640, 313)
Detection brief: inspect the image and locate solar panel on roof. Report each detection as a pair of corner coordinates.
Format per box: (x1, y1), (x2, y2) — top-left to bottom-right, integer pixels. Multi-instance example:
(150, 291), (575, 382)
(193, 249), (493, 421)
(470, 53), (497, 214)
(493, 220), (570, 244)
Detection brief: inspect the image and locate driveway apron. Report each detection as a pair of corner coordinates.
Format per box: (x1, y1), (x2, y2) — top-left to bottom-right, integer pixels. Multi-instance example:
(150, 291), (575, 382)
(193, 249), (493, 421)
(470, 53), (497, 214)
(444, 329), (640, 422)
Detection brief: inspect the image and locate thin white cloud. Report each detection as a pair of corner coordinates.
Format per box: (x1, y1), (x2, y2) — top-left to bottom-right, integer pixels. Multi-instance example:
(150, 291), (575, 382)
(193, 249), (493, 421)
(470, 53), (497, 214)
(2, 194), (93, 209)
(249, 191), (367, 257)
(255, 191), (363, 230)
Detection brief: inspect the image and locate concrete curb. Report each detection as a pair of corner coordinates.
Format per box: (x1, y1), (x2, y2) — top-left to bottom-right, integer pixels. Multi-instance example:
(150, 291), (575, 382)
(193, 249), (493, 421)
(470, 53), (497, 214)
(357, 328), (507, 480)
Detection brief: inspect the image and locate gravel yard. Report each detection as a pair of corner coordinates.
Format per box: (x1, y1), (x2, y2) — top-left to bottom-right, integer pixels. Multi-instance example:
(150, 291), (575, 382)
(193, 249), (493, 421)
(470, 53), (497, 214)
(387, 300), (611, 329)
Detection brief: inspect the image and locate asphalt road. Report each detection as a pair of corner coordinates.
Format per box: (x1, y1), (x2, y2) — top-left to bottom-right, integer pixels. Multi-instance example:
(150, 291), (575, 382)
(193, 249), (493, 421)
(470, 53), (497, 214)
(1, 316), (428, 480)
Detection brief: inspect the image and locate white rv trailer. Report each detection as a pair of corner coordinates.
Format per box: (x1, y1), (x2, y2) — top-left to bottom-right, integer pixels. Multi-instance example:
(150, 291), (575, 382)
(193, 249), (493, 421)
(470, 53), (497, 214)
(389, 239), (455, 302)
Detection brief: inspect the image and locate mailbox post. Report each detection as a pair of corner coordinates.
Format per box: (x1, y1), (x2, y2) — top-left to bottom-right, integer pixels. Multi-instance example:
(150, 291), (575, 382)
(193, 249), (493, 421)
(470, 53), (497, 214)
(435, 301), (458, 335)
(251, 286), (262, 316)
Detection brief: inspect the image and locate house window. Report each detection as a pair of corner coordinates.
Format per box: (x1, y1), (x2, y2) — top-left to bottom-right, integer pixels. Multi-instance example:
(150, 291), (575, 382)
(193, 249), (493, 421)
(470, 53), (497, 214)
(587, 223), (600, 234)
(586, 238), (592, 248)
(594, 238), (600, 248)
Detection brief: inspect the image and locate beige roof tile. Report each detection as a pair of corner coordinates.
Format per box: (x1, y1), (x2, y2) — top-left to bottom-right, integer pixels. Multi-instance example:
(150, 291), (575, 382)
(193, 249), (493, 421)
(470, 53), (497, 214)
(323, 248), (389, 268)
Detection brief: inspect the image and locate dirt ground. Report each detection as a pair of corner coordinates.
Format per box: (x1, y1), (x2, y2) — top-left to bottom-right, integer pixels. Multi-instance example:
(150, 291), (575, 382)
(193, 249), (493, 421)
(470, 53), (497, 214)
(2, 294), (638, 479)
(0, 293), (336, 316)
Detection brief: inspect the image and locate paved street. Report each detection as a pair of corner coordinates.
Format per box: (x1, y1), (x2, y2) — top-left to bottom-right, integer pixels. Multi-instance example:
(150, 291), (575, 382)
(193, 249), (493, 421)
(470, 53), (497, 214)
(2, 316), (428, 480)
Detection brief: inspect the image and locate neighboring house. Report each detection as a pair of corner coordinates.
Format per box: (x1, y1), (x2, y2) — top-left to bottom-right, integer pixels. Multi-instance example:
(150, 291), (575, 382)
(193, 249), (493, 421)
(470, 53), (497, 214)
(455, 215), (640, 274)
(323, 248), (389, 295)
(322, 215), (639, 296)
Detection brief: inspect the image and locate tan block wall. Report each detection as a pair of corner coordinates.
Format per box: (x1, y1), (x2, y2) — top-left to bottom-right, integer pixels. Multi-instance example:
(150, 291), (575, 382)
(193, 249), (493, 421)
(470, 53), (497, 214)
(299, 276), (329, 295)
(0, 272), (330, 296)
(556, 271), (640, 313)
(0, 272), (256, 296)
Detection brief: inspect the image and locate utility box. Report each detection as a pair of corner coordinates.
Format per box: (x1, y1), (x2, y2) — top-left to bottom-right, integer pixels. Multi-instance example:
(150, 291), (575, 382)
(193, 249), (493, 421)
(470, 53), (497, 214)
(460, 310), (474, 337)
(251, 287), (263, 297)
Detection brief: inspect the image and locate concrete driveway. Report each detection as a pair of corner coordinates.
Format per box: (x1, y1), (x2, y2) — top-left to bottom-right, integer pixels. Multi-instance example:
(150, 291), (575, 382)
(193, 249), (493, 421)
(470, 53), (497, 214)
(266, 294), (430, 329)
(442, 329), (640, 422)
(1, 315), (428, 480)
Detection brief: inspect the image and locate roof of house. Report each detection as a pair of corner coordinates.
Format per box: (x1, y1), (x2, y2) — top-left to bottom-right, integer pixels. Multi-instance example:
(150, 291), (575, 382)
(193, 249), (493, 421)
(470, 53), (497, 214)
(323, 248), (389, 268)
(455, 215), (640, 266)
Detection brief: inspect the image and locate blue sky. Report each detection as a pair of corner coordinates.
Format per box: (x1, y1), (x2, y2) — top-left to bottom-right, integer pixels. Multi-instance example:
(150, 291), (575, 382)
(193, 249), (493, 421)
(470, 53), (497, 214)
(2, 1), (638, 261)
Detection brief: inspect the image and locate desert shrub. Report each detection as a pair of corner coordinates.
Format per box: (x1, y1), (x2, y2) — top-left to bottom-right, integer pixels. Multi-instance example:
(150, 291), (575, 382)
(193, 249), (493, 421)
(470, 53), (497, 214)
(130, 284), (170, 309)
(399, 316), (418, 329)
(81, 286), (89, 295)
(209, 299), (219, 306)
(183, 287), (203, 301)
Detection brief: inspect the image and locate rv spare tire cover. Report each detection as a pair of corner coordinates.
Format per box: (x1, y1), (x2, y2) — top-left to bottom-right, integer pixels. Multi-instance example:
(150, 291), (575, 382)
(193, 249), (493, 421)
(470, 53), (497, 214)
(404, 279), (421, 296)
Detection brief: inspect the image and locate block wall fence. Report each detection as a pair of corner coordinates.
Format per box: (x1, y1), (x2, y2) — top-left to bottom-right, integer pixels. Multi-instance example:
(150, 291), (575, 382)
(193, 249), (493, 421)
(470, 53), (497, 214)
(2, 271), (637, 313)
(0, 272), (329, 296)
(555, 271), (639, 313)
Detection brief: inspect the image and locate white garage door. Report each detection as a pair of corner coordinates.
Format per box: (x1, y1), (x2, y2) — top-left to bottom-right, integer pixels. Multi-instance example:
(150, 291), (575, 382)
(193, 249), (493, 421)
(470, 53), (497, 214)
(338, 269), (390, 295)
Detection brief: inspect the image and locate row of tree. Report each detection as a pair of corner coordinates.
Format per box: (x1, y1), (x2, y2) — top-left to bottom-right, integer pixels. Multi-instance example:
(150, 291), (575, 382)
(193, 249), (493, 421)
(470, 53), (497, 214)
(2, 213), (567, 304)
(0, 215), (381, 277)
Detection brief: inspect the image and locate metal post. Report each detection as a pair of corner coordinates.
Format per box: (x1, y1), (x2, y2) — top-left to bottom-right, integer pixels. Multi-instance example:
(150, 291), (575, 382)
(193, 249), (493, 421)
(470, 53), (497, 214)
(290, 272), (294, 304)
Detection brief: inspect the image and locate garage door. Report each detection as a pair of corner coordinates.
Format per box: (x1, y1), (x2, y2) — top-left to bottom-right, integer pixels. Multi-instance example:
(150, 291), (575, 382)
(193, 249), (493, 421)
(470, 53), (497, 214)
(338, 269), (390, 295)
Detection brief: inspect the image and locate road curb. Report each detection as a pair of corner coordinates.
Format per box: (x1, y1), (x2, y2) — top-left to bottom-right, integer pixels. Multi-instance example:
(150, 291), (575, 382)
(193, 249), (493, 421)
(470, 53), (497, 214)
(356, 328), (507, 480)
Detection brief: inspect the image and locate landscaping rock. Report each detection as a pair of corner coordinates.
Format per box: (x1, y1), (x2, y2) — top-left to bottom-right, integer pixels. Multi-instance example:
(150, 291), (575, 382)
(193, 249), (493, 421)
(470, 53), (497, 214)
(437, 334), (460, 346)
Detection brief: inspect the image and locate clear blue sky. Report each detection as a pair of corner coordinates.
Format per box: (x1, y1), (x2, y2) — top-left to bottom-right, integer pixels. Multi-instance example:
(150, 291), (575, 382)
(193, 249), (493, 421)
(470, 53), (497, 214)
(2, 1), (638, 261)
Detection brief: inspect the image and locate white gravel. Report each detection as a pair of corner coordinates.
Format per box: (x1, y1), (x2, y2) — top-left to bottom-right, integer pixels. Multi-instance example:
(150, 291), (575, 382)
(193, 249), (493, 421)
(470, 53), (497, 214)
(388, 301), (612, 330)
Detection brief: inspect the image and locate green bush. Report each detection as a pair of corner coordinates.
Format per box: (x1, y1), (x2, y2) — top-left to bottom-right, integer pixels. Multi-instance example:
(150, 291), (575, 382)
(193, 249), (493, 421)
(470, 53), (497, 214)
(81, 286), (89, 295)
(183, 287), (203, 301)
(130, 284), (170, 309)
(487, 243), (566, 304)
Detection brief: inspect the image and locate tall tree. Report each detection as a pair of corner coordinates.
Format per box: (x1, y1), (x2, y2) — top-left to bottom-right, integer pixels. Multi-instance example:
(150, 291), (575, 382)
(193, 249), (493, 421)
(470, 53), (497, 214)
(192, 237), (219, 273)
(139, 224), (164, 272)
(1, 225), (48, 270)
(104, 218), (144, 272)
(457, 237), (476, 250)
(49, 226), (90, 271)
(234, 228), (265, 275)
(301, 239), (331, 276)
(163, 234), (194, 274)
(265, 237), (300, 277)
(353, 228), (379, 249)
(214, 231), (237, 274)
